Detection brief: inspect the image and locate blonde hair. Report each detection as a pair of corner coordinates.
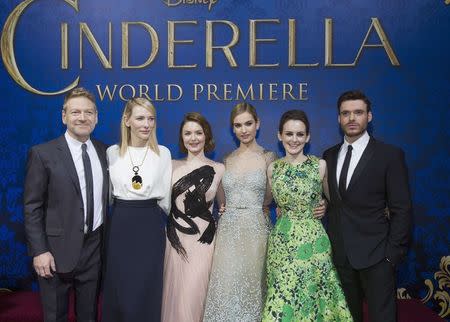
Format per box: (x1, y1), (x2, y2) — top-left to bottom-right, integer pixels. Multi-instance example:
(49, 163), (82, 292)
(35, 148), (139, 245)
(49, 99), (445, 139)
(119, 97), (160, 156)
(230, 102), (258, 126)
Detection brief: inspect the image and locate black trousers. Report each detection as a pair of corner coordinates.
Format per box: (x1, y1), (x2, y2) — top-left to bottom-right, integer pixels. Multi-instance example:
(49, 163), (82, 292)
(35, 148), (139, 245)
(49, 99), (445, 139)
(334, 257), (397, 322)
(38, 227), (102, 322)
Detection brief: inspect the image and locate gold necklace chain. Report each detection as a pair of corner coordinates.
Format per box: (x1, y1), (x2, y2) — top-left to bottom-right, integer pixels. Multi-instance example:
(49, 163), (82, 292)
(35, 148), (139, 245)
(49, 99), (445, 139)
(128, 146), (149, 169)
(129, 146), (149, 190)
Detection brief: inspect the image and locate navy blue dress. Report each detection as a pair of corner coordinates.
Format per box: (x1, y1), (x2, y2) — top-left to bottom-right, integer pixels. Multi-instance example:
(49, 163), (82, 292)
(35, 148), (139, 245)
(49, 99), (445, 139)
(102, 199), (166, 322)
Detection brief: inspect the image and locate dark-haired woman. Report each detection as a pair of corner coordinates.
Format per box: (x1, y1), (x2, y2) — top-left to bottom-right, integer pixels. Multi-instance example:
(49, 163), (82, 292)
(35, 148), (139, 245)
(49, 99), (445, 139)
(262, 110), (352, 321)
(161, 112), (225, 322)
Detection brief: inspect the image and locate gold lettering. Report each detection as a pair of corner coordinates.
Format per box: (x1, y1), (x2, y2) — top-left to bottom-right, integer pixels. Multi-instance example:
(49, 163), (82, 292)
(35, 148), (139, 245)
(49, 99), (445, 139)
(325, 18), (399, 67)
(1, 0), (79, 95)
(193, 84), (204, 101)
(164, 0), (217, 11)
(168, 20), (197, 68)
(138, 84), (151, 100)
(258, 83), (264, 100)
(282, 83), (295, 100)
(168, 84), (183, 101)
(298, 83), (308, 100)
(119, 84), (136, 101)
(207, 83), (221, 100)
(288, 19), (319, 67)
(208, 0), (217, 11)
(122, 22), (159, 69)
(152, 84), (165, 101)
(206, 20), (239, 68)
(223, 83), (232, 100)
(80, 22), (112, 69)
(249, 19), (280, 68)
(236, 83), (254, 100)
(96, 84), (118, 101)
(164, 0), (182, 7)
(352, 18), (400, 66)
(61, 23), (68, 69)
(325, 18), (354, 67)
(269, 83), (278, 100)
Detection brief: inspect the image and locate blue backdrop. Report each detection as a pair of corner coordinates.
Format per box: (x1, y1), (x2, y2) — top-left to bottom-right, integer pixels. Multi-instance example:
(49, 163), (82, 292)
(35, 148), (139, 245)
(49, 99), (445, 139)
(1, 0), (449, 319)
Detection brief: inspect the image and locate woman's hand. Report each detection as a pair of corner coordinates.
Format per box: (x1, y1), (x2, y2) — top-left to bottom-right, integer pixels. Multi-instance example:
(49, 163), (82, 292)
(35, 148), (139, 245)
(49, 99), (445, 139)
(218, 203), (226, 216)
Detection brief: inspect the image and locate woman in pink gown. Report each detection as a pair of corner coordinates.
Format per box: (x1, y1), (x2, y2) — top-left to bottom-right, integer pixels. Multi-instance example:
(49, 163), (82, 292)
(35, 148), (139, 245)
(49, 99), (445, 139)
(161, 112), (225, 322)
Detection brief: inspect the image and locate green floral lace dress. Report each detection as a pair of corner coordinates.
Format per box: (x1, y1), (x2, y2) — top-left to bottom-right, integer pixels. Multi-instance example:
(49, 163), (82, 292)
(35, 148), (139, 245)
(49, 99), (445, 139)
(262, 157), (353, 322)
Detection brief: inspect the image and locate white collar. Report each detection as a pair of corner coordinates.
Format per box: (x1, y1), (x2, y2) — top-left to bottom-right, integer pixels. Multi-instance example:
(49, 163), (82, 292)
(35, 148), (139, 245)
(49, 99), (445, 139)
(342, 131), (370, 152)
(65, 131), (92, 149)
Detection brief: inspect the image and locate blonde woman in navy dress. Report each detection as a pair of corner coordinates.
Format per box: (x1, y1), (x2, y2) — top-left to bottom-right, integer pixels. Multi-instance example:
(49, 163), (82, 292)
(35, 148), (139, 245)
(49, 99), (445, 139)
(102, 98), (172, 322)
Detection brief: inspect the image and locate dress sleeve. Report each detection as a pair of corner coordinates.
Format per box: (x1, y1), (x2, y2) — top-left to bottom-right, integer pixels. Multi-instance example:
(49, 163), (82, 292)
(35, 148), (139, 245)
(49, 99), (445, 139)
(157, 147), (172, 215)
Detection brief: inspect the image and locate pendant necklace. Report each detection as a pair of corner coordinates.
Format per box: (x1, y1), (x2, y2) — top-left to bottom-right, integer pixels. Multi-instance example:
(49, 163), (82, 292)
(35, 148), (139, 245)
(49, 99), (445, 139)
(128, 146), (149, 190)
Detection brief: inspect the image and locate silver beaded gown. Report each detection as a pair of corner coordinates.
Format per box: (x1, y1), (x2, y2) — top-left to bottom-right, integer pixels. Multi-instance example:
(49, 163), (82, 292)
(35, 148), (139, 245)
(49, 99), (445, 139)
(204, 150), (276, 322)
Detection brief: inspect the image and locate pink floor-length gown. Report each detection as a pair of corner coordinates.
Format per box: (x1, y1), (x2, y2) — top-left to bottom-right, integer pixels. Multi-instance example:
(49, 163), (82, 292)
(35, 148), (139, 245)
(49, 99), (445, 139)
(161, 162), (223, 322)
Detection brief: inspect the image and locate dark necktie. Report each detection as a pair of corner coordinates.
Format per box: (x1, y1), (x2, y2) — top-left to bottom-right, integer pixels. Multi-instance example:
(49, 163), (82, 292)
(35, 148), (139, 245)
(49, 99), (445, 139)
(339, 145), (353, 197)
(81, 143), (94, 233)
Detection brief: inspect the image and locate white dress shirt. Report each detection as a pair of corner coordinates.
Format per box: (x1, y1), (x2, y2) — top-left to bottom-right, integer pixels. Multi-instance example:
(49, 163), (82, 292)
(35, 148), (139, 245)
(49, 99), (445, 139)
(65, 132), (104, 232)
(107, 144), (172, 214)
(336, 131), (370, 189)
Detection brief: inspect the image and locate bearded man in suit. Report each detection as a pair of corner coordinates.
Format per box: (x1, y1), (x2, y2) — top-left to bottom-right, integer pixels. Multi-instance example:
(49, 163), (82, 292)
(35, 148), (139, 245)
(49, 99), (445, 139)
(24, 87), (108, 322)
(323, 90), (412, 322)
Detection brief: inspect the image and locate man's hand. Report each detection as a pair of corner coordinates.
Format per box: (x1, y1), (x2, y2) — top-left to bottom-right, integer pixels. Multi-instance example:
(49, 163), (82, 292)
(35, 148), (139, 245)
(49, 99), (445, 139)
(313, 199), (327, 219)
(33, 252), (55, 278)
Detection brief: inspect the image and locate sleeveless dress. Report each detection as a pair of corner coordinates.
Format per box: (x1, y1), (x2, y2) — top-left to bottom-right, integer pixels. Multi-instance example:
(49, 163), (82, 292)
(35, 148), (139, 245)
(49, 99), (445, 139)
(262, 157), (353, 322)
(204, 150), (275, 322)
(161, 163), (223, 322)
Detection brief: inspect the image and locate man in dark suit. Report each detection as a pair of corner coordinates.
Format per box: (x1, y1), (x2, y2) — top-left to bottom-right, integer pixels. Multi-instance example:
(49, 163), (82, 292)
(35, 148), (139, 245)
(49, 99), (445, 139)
(323, 90), (412, 322)
(24, 87), (108, 322)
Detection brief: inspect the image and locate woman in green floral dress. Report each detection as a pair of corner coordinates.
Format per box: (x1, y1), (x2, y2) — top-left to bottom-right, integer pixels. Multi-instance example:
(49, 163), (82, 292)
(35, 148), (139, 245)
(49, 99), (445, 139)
(262, 110), (353, 322)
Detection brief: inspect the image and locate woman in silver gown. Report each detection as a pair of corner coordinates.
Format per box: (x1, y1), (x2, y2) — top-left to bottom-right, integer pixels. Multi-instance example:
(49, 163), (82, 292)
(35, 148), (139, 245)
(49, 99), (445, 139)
(203, 103), (276, 322)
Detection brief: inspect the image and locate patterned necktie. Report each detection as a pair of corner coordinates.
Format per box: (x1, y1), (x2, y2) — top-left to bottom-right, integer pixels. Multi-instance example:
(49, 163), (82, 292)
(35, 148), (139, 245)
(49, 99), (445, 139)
(339, 145), (353, 197)
(81, 143), (94, 233)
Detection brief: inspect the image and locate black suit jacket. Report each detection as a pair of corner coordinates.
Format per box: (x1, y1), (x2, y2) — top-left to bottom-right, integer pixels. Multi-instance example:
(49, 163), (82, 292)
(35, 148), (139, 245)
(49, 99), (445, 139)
(323, 137), (412, 269)
(24, 135), (108, 273)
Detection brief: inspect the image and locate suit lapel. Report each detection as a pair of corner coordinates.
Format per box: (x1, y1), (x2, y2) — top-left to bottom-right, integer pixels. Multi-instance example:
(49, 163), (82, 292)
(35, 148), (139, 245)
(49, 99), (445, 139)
(328, 144), (342, 200)
(56, 135), (82, 196)
(92, 139), (109, 208)
(347, 137), (376, 193)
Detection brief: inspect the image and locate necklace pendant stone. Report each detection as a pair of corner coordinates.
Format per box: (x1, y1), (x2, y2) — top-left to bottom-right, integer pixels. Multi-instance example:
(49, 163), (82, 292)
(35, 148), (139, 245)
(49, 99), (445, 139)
(132, 175), (143, 190)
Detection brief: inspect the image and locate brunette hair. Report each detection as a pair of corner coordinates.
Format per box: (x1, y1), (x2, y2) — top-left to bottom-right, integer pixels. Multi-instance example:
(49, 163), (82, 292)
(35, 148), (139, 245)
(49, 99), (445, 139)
(178, 112), (215, 154)
(278, 110), (310, 135)
(337, 90), (372, 113)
